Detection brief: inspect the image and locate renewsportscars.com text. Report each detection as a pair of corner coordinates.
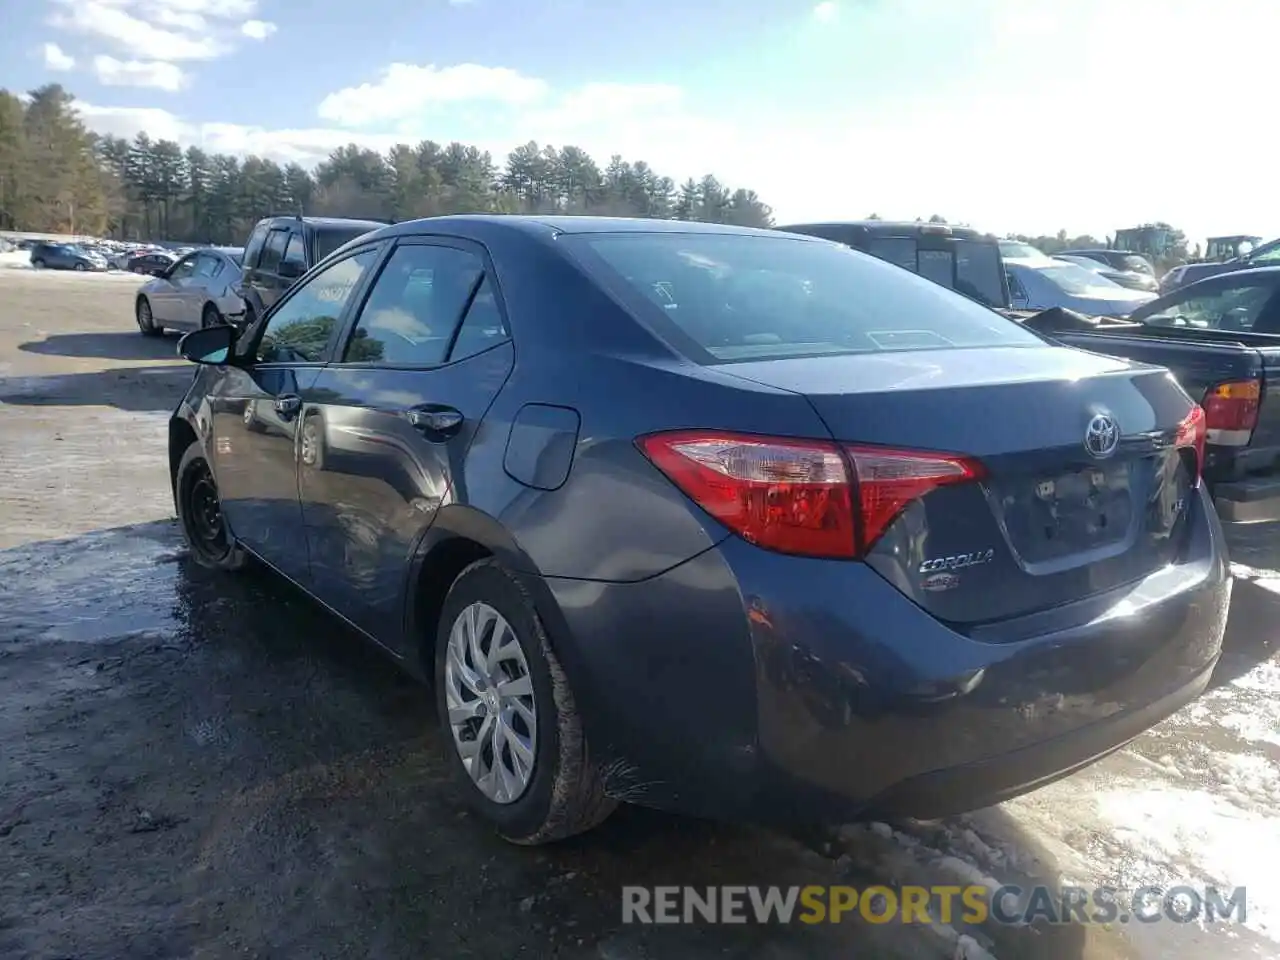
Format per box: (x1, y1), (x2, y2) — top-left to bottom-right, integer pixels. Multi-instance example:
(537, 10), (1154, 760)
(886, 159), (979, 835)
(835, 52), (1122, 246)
(621, 885), (1247, 926)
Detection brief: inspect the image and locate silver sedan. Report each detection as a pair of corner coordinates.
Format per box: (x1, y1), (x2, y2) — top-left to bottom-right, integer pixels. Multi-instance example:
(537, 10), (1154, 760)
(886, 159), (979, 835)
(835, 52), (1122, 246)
(134, 247), (245, 336)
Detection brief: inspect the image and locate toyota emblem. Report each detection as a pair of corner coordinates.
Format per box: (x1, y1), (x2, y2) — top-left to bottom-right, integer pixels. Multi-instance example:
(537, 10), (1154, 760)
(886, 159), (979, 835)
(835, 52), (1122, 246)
(1084, 413), (1120, 459)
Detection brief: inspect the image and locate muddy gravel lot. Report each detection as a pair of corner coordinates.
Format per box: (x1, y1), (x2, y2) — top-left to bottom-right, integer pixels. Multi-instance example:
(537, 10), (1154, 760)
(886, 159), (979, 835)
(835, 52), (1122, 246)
(1, 268), (1277, 960)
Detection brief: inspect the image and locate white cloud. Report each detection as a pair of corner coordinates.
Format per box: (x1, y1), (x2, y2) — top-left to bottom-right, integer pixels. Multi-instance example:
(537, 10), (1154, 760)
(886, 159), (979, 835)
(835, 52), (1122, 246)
(93, 55), (187, 92)
(48, 0), (227, 60)
(240, 19), (277, 40)
(42, 42), (75, 70)
(317, 63), (550, 126)
(812, 1), (838, 22)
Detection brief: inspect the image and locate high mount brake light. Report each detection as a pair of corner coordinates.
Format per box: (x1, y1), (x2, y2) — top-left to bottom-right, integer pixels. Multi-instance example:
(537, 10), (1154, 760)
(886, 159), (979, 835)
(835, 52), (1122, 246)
(1175, 404), (1207, 483)
(636, 431), (985, 559)
(1202, 379), (1260, 447)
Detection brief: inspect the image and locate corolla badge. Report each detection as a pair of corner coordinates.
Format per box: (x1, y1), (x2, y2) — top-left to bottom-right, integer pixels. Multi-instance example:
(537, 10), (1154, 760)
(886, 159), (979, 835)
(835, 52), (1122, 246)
(919, 549), (994, 574)
(1084, 412), (1120, 459)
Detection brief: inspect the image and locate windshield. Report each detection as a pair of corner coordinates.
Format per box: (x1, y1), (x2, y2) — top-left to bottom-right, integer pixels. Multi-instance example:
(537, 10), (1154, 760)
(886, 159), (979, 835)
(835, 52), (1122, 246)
(1035, 263), (1123, 295)
(569, 232), (1042, 363)
(999, 241), (1044, 260)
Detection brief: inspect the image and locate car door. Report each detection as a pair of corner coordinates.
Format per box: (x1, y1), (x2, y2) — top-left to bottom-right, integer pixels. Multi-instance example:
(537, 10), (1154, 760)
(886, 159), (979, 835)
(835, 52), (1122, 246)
(151, 254), (197, 324)
(298, 238), (515, 650)
(208, 244), (384, 587)
(180, 252), (224, 329)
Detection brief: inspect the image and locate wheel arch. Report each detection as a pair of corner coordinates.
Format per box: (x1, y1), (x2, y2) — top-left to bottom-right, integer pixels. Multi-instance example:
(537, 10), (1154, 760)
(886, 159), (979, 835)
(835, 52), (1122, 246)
(168, 412), (200, 504)
(403, 505), (572, 685)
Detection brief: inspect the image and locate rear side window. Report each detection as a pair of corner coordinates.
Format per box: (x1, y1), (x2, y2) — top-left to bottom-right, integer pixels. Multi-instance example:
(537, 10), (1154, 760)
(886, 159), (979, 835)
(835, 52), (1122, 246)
(570, 233), (1042, 363)
(315, 227), (374, 263)
(260, 230), (289, 272)
(282, 233), (306, 269)
(341, 244), (485, 365)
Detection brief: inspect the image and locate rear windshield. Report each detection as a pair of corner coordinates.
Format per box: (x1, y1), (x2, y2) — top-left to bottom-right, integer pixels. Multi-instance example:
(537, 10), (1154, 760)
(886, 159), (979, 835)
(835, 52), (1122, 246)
(315, 227), (375, 263)
(1119, 255), (1153, 274)
(1035, 263), (1122, 294)
(569, 232), (1043, 363)
(228, 252), (243, 266)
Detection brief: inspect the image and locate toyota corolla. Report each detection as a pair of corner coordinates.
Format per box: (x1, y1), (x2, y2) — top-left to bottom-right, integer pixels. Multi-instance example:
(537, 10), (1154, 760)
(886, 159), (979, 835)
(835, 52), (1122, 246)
(167, 215), (1230, 844)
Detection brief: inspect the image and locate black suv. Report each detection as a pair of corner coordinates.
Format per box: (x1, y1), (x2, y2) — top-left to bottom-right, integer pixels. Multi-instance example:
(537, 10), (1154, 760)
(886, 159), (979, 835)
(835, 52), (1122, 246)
(776, 220), (1010, 310)
(236, 215), (387, 322)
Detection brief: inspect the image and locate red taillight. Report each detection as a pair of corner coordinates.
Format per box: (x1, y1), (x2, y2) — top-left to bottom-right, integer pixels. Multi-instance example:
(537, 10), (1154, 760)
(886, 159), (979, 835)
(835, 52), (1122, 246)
(1175, 404), (1206, 483)
(636, 430), (985, 559)
(1202, 379), (1260, 446)
(843, 445), (986, 549)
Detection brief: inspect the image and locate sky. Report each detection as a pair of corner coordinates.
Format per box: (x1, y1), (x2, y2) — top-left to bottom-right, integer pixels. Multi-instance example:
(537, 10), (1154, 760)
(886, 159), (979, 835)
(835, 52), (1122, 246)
(3, 0), (1277, 248)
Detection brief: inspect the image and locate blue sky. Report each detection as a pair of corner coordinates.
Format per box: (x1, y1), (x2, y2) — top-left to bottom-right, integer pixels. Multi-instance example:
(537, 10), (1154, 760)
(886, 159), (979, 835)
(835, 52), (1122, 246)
(4, 0), (1275, 246)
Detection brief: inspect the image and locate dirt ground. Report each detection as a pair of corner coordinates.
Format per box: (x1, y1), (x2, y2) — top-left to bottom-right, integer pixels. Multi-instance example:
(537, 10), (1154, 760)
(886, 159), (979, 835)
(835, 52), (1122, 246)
(1, 268), (1277, 960)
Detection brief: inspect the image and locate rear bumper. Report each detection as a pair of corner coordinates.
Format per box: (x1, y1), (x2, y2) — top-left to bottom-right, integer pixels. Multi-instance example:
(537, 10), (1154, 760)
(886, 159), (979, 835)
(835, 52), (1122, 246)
(543, 486), (1231, 825)
(1214, 475), (1280, 523)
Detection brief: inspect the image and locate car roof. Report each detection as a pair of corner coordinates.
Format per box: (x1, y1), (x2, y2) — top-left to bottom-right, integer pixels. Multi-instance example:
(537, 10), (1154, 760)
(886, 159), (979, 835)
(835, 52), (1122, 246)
(262, 216), (387, 231)
(358, 214), (815, 243)
(778, 220), (990, 240)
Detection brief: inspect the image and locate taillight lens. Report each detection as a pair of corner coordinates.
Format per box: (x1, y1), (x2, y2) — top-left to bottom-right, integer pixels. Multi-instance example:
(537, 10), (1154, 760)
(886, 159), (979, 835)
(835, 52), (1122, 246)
(1175, 404), (1206, 483)
(1202, 379), (1260, 446)
(637, 430), (985, 559)
(843, 445), (986, 549)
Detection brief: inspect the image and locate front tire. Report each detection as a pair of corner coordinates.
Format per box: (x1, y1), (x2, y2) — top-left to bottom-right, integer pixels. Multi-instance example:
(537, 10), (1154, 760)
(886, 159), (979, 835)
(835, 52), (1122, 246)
(201, 303), (223, 328)
(175, 443), (246, 571)
(136, 296), (162, 337)
(435, 560), (616, 844)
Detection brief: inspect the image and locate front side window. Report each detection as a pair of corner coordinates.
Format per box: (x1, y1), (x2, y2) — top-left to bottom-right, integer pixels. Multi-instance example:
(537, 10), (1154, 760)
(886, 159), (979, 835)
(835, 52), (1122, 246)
(1136, 283), (1276, 330)
(569, 232), (1042, 363)
(257, 248), (380, 363)
(170, 256), (198, 280)
(342, 244), (485, 365)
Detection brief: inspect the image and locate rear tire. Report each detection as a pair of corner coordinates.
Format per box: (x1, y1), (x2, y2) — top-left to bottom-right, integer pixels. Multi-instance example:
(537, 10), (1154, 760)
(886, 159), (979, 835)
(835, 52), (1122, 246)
(175, 443), (246, 572)
(435, 560), (616, 845)
(74, 262), (87, 271)
(32, 258), (44, 269)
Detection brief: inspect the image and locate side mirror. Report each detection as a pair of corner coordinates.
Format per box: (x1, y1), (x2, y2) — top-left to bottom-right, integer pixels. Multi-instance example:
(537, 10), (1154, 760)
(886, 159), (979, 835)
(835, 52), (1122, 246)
(177, 325), (236, 366)
(278, 260), (304, 280)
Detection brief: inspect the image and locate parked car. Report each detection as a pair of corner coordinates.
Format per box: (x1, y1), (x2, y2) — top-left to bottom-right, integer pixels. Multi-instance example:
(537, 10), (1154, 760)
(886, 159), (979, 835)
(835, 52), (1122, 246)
(29, 242), (107, 271)
(775, 220), (1009, 309)
(167, 215), (1227, 844)
(1006, 259), (1156, 316)
(1055, 254), (1159, 293)
(1025, 266), (1280, 521)
(1059, 248), (1156, 277)
(1161, 236), (1280, 293)
(235, 215), (387, 324)
(127, 251), (178, 276)
(134, 247), (245, 336)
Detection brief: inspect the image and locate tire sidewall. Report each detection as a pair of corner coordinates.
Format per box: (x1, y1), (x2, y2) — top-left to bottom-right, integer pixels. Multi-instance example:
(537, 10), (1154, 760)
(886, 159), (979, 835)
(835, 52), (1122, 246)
(435, 561), (564, 839)
(136, 296), (154, 334)
(202, 304), (219, 328)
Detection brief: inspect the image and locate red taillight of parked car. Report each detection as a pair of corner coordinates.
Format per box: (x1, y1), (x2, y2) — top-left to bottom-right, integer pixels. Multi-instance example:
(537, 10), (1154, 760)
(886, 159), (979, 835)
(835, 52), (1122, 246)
(1201, 379), (1260, 447)
(1175, 404), (1207, 483)
(637, 430), (984, 559)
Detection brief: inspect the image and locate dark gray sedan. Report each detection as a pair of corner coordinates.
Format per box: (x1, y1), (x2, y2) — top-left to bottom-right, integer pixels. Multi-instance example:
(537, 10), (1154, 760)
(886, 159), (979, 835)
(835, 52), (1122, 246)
(166, 216), (1229, 844)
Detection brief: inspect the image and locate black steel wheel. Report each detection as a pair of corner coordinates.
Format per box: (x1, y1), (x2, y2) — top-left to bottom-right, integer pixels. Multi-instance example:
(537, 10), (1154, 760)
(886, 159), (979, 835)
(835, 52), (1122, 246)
(175, 444), (246, 571)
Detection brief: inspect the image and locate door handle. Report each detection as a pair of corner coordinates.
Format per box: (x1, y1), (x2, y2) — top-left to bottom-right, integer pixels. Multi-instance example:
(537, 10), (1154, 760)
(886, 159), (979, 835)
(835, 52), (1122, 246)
(405, 406), (464, 438)
(274, 394), (302, 419)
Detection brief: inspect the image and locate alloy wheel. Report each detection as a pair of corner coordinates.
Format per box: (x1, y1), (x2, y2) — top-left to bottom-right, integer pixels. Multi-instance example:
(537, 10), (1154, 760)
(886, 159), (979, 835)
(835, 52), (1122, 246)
(136, 299), (153, 333)
(444, 602), (538, 804)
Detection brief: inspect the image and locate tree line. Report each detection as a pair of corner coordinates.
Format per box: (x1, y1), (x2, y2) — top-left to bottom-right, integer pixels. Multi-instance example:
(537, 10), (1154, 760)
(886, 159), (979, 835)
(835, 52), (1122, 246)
(0, 84), (775, 245)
